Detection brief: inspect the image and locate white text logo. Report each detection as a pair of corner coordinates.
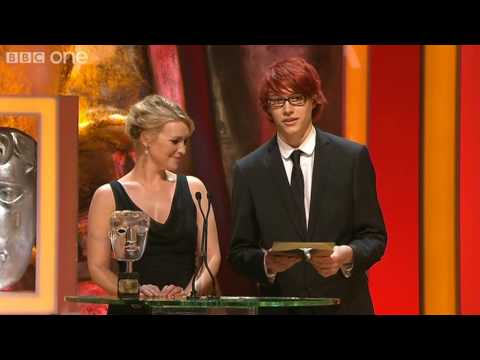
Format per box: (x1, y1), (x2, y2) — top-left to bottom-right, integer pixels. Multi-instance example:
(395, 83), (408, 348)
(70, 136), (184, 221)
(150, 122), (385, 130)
(5, 51), (88, 64)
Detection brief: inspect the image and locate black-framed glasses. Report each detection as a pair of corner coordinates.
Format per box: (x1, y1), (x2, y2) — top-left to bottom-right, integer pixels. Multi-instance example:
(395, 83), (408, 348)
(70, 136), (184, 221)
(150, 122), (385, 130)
(267, 94), (307, 109)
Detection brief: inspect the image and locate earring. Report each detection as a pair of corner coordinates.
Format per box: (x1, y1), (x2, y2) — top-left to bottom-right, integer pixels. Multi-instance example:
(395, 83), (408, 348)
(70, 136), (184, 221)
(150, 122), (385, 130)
(144, 145), (149, 156)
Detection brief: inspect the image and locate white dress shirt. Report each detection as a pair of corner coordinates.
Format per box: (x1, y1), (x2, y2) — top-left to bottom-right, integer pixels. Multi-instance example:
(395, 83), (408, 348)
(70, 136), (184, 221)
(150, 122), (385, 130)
(277, 125), (316, 226)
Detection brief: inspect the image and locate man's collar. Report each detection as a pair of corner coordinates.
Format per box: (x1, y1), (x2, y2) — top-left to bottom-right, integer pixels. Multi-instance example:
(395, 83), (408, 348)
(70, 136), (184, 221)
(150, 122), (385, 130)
(277, 125), (316, 160)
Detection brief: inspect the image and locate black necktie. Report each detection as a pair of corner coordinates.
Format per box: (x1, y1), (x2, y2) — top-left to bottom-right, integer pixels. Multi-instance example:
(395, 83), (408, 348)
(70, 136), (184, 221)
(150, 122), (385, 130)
(290, 150), (306, 227)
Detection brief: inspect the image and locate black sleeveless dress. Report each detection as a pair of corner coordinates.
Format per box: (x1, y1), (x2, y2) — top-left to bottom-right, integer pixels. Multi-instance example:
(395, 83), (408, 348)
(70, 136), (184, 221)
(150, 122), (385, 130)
(107, 175), (197, 315)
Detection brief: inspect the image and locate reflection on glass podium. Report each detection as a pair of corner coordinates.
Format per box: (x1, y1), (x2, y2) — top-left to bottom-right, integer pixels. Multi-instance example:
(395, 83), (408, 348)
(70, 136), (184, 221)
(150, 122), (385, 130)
(65, 295), (340, 315)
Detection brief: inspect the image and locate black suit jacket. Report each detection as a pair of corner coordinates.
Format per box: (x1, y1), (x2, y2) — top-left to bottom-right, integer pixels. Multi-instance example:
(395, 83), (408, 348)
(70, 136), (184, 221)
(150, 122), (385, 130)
(228, 128), (387, 314)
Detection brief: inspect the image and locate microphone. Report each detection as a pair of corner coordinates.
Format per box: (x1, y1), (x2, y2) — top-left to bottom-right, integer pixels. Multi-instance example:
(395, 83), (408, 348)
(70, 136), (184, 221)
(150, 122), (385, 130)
(189, 192), (203, 299)
(202, 193), (217, 297)
(189, 191), (217, 299)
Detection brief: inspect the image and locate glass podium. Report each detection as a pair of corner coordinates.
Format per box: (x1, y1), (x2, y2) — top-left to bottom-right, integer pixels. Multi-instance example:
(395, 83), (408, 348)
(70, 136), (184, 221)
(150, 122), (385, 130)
(65, 295), (340, 315)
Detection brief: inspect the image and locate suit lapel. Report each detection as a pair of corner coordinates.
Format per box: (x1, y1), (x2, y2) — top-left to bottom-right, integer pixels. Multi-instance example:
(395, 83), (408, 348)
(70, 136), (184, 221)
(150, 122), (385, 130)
(307, 128), (332, 241)
(265, 138), (307, 241)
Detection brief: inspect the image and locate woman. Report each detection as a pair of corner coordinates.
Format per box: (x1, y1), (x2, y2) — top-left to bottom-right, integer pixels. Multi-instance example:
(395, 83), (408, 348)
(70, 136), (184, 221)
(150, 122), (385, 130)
(87, 95), (221, 313)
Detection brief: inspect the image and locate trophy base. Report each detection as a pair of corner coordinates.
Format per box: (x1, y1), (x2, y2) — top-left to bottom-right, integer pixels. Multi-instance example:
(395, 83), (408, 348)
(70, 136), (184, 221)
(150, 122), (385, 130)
(118, 272), (140, 300)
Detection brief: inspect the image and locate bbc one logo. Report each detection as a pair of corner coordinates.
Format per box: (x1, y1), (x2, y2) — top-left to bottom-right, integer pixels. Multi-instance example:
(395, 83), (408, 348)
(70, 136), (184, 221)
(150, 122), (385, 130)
(5, 51), (88, 64)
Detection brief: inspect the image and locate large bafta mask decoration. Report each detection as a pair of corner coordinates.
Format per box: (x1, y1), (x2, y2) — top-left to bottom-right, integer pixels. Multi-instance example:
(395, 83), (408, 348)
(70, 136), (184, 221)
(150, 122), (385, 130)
(0, 128), (36, 289)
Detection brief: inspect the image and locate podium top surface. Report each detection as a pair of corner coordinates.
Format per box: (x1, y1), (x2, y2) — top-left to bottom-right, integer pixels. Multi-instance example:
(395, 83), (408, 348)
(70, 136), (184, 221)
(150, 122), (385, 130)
(65, 295), (340, 308)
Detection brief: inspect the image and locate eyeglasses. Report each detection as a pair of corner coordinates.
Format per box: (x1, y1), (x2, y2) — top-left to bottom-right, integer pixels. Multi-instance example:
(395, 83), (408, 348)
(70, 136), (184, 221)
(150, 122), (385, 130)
(267, 94), (307, 109)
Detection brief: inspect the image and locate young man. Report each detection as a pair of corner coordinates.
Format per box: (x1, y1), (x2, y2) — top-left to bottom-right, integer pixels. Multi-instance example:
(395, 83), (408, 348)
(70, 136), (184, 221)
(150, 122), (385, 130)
(229, 57), (387, 314)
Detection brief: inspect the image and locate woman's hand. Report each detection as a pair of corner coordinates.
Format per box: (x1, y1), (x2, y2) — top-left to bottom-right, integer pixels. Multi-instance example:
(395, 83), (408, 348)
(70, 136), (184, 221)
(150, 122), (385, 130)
(140, 284), (188, 299)
(159, 284), (187, 299)
(140, 284), (163, 298)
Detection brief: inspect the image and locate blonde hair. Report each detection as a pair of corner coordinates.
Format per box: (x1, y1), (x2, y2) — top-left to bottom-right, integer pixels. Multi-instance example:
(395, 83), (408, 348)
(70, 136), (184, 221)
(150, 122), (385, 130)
(125, 95), (195, 141)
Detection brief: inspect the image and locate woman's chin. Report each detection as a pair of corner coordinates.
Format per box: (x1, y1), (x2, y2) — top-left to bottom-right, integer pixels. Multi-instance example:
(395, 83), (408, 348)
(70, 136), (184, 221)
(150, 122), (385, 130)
(166, 164), (179, 173)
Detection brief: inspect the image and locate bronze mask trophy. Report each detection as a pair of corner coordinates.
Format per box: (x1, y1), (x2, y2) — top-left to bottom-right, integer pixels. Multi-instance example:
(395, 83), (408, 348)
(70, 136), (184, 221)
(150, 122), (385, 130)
(109, 210), (150, 299)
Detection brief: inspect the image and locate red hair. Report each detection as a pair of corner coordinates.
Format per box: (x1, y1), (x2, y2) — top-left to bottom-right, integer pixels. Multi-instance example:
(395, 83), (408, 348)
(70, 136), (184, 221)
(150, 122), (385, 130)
(259, 57), (327, 119)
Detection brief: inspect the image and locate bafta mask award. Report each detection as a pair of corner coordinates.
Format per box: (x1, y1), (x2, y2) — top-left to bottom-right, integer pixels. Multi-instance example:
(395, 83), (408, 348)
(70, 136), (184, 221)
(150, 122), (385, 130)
(109, 210), (149, 299)
(0, 128), (36, 290)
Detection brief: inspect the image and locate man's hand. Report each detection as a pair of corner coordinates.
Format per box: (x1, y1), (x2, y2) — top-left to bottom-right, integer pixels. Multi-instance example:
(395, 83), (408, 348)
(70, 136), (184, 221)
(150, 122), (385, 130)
(309, 245), (353, 278)
(265, 251), (303, 275)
